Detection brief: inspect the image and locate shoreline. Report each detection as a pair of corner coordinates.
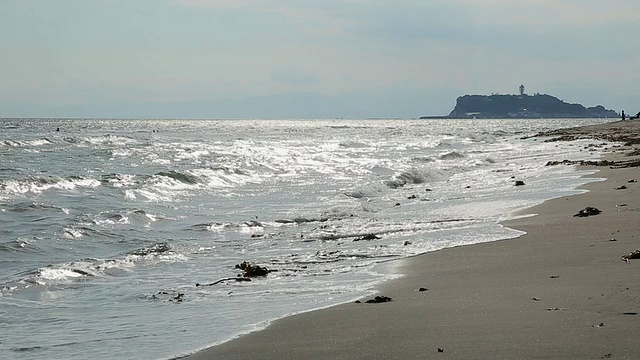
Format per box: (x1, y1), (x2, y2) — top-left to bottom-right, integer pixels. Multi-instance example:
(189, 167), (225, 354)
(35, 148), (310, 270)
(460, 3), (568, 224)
(178, 119), (640, 360)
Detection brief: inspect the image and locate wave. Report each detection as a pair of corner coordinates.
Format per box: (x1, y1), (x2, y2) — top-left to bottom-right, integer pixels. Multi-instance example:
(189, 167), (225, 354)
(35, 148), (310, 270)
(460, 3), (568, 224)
(342, 185), (384, 199)
(469, 133), (499, 143)
(154, 167), (251, 187)
(0, 175), (100, 195)
(1, 138), (53, 147)
(0, 237), (42, 254)
(1, 242), (186, 296)
(274, 217), (331, 225)
(438, 151), (465, 160)
(61, 222), (122, 240)
(109, 167), (254, 201)
(127, 242), (173, 257)
(100, 173), (139, 188)
(155, 170), (200, 185)
(411, 156), (436, 163)
(434, 139), (454, 148)
(7, 261), (108, 293)
(63, 134), (138, 146)
(63, 226), (102, 239)
(121, 167), (255, 201)
(90, 209), (164, 228)
(97, 167), (254, 202)
(315, 218), (471, 242)
(338, 141), (370, 149)
(187, 212), (354, 234)
(385, 168), (446, 188)
(189, 220), (264, 232)
(3, 202), (67, 213)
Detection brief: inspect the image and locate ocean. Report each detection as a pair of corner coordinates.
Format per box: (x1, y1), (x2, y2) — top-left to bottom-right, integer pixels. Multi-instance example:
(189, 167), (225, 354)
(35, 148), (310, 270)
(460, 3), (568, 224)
(0, 117), (610, 360)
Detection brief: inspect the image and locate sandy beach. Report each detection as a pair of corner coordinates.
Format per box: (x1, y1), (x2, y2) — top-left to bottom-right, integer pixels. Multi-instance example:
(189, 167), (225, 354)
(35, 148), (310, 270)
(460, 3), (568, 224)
(180, 119), (640, 360)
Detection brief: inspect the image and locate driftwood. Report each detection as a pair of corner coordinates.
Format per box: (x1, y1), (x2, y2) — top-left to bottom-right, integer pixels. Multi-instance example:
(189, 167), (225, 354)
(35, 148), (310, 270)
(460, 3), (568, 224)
(196, 277), (251, 287)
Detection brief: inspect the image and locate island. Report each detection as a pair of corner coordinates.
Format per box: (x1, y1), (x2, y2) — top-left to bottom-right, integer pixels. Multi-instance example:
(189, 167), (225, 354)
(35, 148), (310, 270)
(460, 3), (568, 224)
(421, 91), (619, 119)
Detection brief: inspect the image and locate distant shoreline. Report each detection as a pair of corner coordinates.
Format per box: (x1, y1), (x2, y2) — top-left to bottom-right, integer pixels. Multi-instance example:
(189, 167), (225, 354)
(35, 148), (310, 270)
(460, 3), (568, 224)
(421, 93), (620, 120)
(418, 115), (621, 119)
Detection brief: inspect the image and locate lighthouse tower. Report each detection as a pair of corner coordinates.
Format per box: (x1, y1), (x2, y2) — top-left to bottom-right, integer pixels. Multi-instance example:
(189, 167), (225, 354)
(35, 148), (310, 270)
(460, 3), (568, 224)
(519, 84), (525, 96)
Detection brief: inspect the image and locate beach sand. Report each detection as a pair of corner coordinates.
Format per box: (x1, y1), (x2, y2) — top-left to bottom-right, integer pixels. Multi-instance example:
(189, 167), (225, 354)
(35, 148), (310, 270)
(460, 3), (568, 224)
(180, 119), (640, 360)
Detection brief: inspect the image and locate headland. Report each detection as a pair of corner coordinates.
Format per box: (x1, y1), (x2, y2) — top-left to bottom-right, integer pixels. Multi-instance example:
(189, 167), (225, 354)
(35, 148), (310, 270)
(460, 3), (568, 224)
(421, 93), (620, 119)
(178, 119), (640, 360)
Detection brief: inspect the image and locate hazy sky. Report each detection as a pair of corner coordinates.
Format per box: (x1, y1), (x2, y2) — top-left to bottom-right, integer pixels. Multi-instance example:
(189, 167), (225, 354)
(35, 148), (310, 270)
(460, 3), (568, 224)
(1, 0), (638, 118)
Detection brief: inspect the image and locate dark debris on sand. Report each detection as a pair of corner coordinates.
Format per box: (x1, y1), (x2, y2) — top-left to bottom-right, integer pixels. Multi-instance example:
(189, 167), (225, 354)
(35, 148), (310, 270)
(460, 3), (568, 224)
(573, 207), (601, 217)
(364, 295), (393, 304)
(621, 250), (640, 261)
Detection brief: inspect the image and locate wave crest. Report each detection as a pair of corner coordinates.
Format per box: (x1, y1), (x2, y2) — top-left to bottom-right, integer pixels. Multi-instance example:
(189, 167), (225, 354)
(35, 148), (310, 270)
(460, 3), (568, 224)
(438, 151), (465, 160)
(385, 168), (443, 188)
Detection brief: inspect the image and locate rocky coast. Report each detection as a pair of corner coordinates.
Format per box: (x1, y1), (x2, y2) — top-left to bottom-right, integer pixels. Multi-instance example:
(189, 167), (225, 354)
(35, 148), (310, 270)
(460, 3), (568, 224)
(421, 93), (620, 119)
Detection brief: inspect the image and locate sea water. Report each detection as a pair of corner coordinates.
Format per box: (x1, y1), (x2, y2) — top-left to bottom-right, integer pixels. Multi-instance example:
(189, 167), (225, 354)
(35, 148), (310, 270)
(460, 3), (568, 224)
(0, 118), (611, 360)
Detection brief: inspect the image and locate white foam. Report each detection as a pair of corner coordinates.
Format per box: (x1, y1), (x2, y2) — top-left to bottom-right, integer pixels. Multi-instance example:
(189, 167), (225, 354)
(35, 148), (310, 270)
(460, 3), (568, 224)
(2, 176), (100, 195)
(36, 268), (86, 283)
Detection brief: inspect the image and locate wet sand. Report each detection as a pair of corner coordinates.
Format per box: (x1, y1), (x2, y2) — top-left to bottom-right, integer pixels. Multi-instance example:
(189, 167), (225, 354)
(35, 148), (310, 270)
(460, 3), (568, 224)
(180, 119), (640, 360)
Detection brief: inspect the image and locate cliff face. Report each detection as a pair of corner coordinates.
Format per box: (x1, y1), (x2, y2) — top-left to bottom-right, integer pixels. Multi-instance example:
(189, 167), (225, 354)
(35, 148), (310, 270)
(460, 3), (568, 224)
(447, 94), (618, 118)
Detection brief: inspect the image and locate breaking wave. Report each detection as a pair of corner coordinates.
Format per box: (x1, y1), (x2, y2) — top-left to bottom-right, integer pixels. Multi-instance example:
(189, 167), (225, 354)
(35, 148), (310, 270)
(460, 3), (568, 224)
(0, 176), (100, 196)
(1, 242), (186, 296)
(155, 171), (200, 185)
(385, 168), (448, 188)
(1, 138), (53, 147)
(438, 151), (465, 160)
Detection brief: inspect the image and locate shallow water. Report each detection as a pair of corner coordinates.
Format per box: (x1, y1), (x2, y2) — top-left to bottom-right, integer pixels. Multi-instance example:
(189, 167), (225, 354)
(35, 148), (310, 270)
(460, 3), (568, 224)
(0, 118), (611, 359)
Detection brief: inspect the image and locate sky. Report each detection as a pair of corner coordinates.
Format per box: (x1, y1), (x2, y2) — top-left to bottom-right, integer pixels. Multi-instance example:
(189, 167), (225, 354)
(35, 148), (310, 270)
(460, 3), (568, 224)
(0, 0), (638, 119)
